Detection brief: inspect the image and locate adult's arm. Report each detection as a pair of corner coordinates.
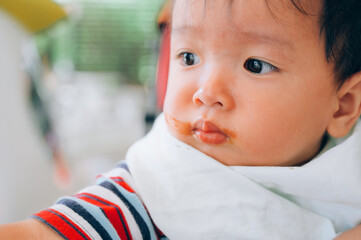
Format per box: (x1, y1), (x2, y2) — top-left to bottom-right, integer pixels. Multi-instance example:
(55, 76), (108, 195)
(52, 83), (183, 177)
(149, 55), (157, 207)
(335, 225), (361, 240)
(0, 219), (62, 240)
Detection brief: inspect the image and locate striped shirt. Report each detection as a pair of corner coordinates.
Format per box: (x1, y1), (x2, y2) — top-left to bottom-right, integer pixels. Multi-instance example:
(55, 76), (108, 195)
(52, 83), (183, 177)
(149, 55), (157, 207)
(32, 163), (167, 240)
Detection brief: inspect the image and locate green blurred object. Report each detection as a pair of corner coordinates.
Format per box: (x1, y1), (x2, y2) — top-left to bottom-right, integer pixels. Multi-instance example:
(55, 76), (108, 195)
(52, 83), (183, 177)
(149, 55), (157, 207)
(0, 0), (66, 33)
(75, 1), (160, 78)
(40, 0), (164, 84)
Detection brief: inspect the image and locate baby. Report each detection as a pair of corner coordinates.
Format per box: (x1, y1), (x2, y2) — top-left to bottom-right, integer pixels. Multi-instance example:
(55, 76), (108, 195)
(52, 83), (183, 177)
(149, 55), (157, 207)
(1, 0), (361, 239)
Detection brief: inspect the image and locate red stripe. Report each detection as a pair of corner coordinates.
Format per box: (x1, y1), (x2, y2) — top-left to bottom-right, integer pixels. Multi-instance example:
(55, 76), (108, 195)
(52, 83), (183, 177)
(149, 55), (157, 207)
(156, 25), (170, 111)
(155, 226), (166, 239)
(110, 177), (135, 193)
(35, 209), (91, 240)
(76, 193), (132, 240)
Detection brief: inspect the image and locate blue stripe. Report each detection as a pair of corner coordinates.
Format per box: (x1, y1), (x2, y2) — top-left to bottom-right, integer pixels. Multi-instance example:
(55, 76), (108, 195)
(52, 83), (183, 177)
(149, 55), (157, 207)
(57, 198), (119, 240)
(31, 215), (68, 240)
(97, 177), (156, 240)
(77, 193), (131, 240)
(116, 162), (129, 172)
(112, 178), (125, 183)
(113, 179), (124, 183)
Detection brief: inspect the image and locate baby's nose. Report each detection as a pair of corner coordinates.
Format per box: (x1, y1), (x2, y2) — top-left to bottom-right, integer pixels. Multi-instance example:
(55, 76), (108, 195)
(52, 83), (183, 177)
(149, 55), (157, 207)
(192, 69), (235, 110)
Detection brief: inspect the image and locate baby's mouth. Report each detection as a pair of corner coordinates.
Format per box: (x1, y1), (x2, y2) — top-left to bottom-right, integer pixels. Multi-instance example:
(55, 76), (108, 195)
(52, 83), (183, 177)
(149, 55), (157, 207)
(193, 120), (228, 145)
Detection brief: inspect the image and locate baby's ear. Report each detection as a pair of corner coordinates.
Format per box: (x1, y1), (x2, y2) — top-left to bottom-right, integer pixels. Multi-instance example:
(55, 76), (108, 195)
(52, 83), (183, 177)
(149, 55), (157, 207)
(327, 71), (361, 138)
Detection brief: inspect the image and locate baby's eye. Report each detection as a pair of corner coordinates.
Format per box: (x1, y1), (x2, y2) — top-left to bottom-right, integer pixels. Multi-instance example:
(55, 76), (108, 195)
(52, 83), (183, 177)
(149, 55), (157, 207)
(244, 58), (278, 74)
(179, 52), (200, 66)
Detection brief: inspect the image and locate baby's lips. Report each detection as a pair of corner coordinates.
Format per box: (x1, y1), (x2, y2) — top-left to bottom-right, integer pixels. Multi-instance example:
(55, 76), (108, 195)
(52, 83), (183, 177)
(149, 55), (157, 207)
(194, 119), (224, 133)
(193, 119), (229, 144)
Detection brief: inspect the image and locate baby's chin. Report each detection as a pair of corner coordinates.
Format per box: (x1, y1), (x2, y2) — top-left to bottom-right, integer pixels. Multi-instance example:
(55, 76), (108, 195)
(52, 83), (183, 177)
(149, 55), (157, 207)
(163, 113), (232, 164)
(165, 127), (230, 165)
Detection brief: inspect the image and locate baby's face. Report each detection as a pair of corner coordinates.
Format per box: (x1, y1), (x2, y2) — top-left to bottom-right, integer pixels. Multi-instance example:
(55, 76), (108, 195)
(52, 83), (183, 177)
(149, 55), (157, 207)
(163, 0), (338, 166)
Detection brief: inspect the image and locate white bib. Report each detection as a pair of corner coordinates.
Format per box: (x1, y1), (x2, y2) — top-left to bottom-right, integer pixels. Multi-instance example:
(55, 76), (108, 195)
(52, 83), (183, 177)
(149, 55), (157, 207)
(127, 114), (361, 239)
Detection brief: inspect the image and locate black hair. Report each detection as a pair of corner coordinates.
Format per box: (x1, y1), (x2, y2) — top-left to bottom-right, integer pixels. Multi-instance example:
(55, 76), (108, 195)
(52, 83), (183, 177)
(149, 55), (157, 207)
(288, 0), (361, 87)
(320, 0), (361, 87)
(169, 0), (361, 87)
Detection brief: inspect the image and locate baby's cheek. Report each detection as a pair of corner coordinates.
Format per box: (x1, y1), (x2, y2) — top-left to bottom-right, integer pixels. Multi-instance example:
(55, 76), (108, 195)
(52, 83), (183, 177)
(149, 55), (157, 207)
(237, 118), (298, 161)
(164, 86), (193, 112)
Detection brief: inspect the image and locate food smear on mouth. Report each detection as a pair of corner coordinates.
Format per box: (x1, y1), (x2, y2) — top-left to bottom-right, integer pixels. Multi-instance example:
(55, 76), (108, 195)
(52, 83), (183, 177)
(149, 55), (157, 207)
(165, 113), (192, 135)
(164, 113), (237, 141)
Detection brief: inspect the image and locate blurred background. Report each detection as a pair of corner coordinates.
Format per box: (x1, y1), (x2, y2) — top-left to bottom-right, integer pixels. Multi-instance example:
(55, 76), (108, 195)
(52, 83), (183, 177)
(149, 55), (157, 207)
(0, 0), (166, 223)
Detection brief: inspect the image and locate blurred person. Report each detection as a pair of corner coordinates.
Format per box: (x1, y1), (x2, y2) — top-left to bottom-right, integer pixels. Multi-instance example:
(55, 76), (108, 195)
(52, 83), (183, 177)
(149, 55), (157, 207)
(24, 40), (71, 189)
(0, 0), (68, 223)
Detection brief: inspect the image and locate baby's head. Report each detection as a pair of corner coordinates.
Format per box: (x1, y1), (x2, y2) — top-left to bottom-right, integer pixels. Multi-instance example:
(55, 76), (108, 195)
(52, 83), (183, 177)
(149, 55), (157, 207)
(162, 0), (361, 166)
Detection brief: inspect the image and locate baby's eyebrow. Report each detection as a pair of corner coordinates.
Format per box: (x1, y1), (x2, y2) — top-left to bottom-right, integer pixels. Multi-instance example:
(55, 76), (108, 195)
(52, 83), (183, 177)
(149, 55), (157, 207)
(171, 25), (201, 37)
(172, 25), (294, 51)
(237, 30), (295, 51)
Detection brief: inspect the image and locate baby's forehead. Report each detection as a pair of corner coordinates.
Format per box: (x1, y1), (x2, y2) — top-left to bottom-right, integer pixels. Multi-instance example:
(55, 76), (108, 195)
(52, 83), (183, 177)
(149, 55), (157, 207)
(171, 0), (321, 25)
(171, 0), (321, 43)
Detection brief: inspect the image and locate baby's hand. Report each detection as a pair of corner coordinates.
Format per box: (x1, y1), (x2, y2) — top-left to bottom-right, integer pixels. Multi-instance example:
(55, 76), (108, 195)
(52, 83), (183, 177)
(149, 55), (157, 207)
(335, 225), (361, 239)
(0, 219), (62, 240)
